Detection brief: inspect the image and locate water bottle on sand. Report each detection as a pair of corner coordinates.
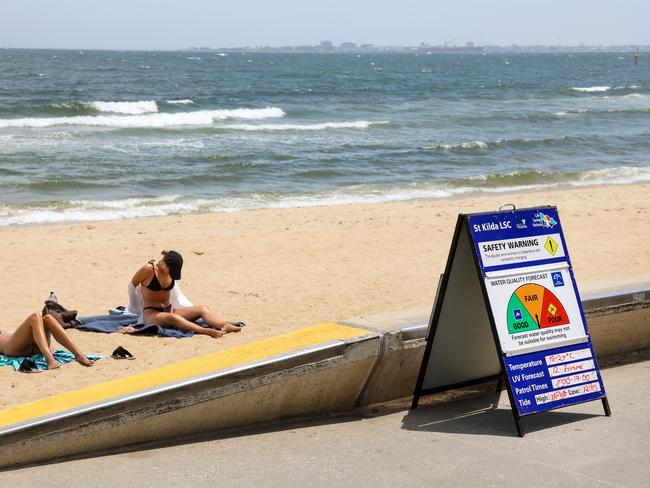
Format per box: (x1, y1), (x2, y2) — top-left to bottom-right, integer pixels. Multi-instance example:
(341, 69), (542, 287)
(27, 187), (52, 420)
(48, 291), (58, 304)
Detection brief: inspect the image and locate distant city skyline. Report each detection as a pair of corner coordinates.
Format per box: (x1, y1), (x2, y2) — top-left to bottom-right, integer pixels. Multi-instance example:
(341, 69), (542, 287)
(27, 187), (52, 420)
(2, 0), (649, 50)
(186, 41), (649, 55)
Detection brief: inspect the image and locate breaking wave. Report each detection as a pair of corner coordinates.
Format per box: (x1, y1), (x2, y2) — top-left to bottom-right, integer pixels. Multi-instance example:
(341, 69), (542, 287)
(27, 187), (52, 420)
(570, 85), (641, 94)
(166, 99), (194, 105)
(423, 135), (591, 152)
(570, 86), (611, 93)
(555, 107), (650, 116)
(222, 120), (389, 131)
(49, 100), (158, 115)
(1, 166), (648, 226)
(424, 141), (489, 151)
(87, 100), (158, 114)
(0, 107), (286, 129)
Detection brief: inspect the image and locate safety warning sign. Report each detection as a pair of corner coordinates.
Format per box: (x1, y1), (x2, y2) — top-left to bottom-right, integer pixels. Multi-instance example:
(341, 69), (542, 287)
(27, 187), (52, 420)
(411, 206), (610, 435)
(468, 207), (607, 416)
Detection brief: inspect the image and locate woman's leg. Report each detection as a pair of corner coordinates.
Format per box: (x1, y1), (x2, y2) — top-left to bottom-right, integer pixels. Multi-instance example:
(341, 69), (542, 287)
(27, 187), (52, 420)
(4, 313), (59, 369)
(174, 305), (241, 333)
(42, 315), (94, 367)
(143, 310), (225, 338)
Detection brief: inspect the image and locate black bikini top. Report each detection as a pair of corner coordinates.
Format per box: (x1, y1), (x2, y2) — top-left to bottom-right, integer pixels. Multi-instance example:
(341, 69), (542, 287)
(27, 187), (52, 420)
(143, 261), (175, 291)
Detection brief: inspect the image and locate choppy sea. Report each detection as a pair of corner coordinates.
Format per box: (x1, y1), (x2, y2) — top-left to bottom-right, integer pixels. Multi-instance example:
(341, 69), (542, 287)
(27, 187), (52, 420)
(1, 49), (649, 226)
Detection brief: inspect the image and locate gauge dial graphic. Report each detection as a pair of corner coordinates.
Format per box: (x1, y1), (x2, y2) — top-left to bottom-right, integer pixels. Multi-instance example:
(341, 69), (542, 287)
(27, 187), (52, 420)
(507, 284), (569, 334)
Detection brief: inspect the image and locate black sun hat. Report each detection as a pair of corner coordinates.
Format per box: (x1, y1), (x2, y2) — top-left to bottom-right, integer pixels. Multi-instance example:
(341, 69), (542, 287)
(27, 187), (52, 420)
(163, 250), (183, 280)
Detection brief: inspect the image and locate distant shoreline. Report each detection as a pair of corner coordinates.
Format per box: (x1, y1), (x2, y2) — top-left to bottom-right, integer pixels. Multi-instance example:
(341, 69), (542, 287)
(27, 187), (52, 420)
(2, 45), (650, 54)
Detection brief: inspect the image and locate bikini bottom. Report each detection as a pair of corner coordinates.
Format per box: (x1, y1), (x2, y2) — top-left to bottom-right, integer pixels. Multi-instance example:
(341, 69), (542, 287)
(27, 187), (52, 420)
(143, 305), (172, 313)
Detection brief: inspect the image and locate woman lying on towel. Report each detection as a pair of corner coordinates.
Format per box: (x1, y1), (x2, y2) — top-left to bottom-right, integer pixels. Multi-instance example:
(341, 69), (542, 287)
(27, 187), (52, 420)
(0, 312), (94, 369)
(130, 250), (241, 338)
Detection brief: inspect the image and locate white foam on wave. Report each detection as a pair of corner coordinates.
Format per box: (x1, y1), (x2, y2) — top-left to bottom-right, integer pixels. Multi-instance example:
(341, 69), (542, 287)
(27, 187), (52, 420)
(222, 120), (388, 131)
(166, 99), (194, 105)
(595, 93), (650, 103)
(0, 195), (196, 226)
(555, 105), (650, 116)
(570, 165), (650, 186)
(88, 100), (159, 115)
(571, 86), (611, 93)
(556, 91), (650, 117)
(215, 186), (459, 212)
(0, 107), (286, 129)
(1, 166), (648, 226)
(456, 166), (650, 193)
(424, 141), (489, 151)
(618, 93), (648, 100)
(0, 185), (457, 226)
(554, 109), (589, 116)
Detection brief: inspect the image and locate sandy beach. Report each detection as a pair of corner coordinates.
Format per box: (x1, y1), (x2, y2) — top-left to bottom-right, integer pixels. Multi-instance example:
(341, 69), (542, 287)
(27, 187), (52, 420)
(1, 183), (649, 409)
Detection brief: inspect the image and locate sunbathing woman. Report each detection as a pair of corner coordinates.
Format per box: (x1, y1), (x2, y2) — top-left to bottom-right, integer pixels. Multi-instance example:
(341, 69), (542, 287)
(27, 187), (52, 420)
(0, 312), (94, 369)
(131, 250), (241, 338)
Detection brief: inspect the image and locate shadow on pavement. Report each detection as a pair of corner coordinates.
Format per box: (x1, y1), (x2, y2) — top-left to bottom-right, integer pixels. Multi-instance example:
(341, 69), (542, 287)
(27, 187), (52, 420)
(2, 411), (368, 472)
(401, 391), (603, 437)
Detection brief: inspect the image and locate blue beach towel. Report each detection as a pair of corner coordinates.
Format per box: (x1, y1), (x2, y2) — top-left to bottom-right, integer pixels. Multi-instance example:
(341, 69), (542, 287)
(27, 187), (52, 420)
(77, 314), (199, 338)
(0, 349), (102, 371)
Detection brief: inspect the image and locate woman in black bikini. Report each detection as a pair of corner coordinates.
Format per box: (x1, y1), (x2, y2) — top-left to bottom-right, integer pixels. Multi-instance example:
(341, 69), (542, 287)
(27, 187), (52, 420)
(131, 250), (241, 338)
(0, 312), (94, 369)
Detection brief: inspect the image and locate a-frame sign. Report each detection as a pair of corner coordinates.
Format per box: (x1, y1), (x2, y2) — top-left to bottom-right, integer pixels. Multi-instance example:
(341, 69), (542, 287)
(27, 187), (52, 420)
(411, 206), (611, 436)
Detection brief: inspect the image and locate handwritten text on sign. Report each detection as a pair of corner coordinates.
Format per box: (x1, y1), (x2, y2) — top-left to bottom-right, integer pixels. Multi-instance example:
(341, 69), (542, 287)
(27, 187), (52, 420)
(535, 382), (602, 405)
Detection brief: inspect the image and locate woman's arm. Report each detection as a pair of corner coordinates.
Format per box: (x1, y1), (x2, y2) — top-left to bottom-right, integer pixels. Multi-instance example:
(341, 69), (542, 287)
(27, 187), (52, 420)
(131, 264), (152, 287)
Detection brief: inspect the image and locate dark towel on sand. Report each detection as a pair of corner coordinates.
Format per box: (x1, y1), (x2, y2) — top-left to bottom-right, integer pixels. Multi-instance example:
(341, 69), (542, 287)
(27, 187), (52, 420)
(77, 314), (203, 338)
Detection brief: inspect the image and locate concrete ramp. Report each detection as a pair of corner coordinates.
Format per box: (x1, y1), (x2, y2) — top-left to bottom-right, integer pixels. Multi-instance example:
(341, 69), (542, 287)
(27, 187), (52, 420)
(0, 323), (377, 468)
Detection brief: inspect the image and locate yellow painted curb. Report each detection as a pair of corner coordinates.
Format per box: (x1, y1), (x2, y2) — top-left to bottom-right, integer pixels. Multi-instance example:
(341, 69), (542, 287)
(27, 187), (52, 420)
(0, 322), (369, 429)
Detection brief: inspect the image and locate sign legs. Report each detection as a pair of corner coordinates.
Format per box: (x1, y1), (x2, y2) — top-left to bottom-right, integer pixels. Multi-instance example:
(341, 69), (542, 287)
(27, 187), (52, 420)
(602, 397), (612, 417)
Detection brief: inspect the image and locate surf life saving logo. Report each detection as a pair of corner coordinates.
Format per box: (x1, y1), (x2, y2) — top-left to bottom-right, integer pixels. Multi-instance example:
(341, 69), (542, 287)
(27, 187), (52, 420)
(534, 212), (558, 229)
(551, 272), (565, 287)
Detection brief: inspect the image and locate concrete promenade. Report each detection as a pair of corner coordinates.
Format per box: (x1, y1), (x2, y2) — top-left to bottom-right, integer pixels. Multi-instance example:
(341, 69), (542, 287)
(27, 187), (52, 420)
(2, 349), (648, 488)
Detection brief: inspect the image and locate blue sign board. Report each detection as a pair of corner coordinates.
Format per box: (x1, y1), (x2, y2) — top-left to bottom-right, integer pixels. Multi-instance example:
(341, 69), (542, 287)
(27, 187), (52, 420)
(503, 342), (605, 415)
(467, 207), (607, 416)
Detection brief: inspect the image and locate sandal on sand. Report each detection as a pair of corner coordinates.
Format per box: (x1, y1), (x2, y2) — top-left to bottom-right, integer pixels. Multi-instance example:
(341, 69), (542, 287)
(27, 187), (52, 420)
(229, 321), (246, 328)
(111, 346), (135, 360)
(18, 358), (41, 373)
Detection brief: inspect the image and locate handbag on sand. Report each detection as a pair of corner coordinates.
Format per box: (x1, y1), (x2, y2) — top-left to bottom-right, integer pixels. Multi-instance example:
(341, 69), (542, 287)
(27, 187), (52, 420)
(42, 300), (81, 329)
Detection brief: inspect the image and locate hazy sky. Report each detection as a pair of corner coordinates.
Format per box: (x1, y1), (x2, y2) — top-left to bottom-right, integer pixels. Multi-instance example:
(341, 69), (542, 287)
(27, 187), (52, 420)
(2, 0), (649, 50)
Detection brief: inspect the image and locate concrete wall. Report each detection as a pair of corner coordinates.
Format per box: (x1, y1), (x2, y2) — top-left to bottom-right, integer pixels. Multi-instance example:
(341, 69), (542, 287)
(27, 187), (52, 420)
(587, 307), (650, 356)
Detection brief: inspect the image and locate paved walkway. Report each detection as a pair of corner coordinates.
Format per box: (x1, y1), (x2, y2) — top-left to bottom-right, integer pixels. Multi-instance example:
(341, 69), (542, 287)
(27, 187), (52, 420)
(2, 350), (648, 488)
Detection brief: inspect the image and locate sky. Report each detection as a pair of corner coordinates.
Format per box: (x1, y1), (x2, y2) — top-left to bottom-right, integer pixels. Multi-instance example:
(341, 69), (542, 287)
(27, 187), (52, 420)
(1, 0), (649, 50)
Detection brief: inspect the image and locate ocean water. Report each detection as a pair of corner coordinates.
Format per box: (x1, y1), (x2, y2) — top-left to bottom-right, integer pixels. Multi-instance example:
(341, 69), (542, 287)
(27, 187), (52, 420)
(0, 49), (649, 226)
